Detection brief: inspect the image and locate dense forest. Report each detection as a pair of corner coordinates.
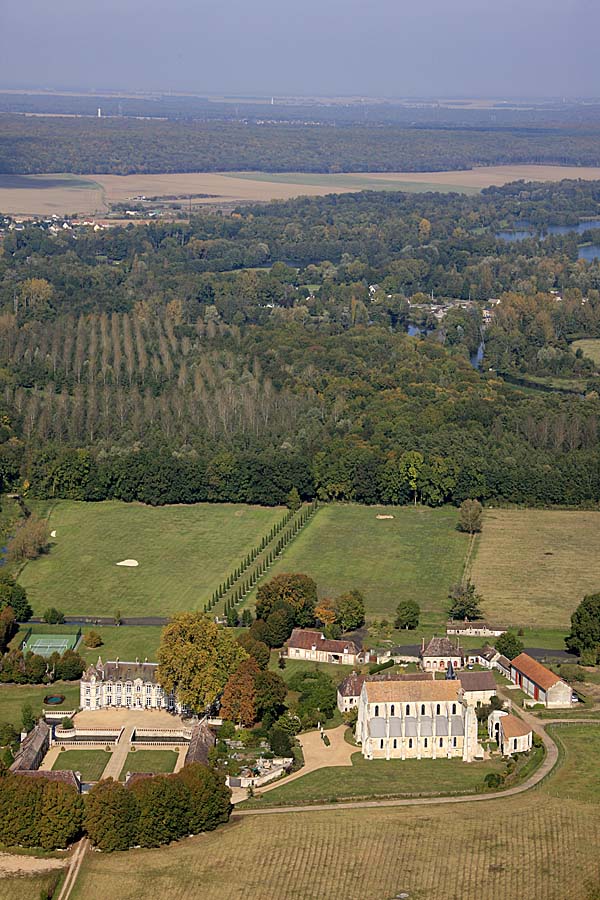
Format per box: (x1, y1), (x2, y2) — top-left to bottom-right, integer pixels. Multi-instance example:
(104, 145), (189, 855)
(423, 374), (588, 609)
(0, 180), (599, 508)
(3, 116), (600, 175)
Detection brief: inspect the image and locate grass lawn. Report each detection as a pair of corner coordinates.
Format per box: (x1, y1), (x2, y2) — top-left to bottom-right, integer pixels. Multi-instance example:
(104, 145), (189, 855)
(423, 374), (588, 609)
(544, 724), (600, 803)
(70, 792), (600, 900)
(470, 509), (600, 629)
(243, 751), (506, 807)
(19, 500), (283, 618)
(271, 652), (357, 687)
(572, 338), (600, 365)
(9, 624), (163, 666)
(0, 681), (80, 731)
(52, 749), (110, 782)
(119, 749), (178, 781)
(252, 504), (469, 624)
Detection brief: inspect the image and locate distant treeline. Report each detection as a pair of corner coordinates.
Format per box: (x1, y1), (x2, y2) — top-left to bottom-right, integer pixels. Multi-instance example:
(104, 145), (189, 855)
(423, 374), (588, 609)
(2, 116), (600, 174)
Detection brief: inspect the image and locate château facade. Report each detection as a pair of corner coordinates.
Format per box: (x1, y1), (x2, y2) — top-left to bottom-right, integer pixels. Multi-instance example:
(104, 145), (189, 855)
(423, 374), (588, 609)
(80, 658), (181, 712)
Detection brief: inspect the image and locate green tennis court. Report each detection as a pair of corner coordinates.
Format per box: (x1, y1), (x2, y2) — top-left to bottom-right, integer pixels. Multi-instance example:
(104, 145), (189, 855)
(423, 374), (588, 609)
(23, 632), (80, 657)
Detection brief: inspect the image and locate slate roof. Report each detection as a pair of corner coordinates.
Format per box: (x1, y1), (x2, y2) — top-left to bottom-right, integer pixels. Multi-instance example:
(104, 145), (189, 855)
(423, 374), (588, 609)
(510, 653), (563, 691)
(364, 680), (460, 703)
(287, 629), (359, 656)
(422, 637), (461, 658)
(500, 714), (531, 739)
(84, 658), (159, 683)
(459, 671), (496, 693)
(16, 769), (80, 789)
(185, 720), (215, 766)
(9, 721), (50, 772)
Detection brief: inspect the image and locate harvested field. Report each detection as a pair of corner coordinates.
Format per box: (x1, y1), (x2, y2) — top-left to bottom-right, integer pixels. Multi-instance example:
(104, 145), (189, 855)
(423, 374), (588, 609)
(3, 164), (600, 216)
(470, 509), (600, 629)
(69, 793), (600, 900)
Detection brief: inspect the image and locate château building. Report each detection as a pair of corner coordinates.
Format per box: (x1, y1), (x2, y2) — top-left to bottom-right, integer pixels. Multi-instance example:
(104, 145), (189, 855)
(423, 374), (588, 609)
(80, 658), (182, 712)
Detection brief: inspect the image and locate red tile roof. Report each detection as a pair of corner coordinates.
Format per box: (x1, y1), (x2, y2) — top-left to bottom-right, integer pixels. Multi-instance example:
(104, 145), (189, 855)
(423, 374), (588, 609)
(287, 629), (359, 656)
(500, 714), (531, 739)
(510, 653), (563, 691)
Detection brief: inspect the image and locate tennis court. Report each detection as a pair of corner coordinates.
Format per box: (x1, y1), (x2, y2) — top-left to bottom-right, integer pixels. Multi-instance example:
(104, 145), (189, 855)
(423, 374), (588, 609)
(23, 631), (80, 657)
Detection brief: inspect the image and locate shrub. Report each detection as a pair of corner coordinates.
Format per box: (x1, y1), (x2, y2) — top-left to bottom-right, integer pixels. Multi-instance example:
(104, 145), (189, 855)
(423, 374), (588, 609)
(42, 607), (65, 625)
(83, 630), (103, 648)
(61, 717), (74, 730)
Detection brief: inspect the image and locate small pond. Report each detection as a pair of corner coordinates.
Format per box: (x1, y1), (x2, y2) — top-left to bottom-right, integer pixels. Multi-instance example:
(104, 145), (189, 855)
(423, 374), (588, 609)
(43, 694), (65, 705)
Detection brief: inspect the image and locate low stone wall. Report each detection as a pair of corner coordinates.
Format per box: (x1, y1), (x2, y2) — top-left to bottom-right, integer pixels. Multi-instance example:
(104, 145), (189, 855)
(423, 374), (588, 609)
(53, 727), (123, 745)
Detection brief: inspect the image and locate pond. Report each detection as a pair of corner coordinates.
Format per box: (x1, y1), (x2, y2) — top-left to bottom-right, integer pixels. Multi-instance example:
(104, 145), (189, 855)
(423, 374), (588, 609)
(496, 219), (600, 244)
(43, 694), (65, 705)
(578, 244), (600, 261)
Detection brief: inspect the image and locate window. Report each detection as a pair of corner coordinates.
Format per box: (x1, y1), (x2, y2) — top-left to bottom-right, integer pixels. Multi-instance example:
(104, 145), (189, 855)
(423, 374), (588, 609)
(424, 738), (428, 748)
(421, 704), (426, 715)
(374, 705), (379, 717)
(405, 704), (410, 715)
(452, 703), (457, 715)
(436, 704), (441, 715)
(380, 739), (384, 749)
(513, 738), (517, 751)
(393, 739), (397, 749)
(408, 738), (413, 749)
(390, 704), (395, 716)
(453, 737), (457, 748)
(439, 737), (443, 747)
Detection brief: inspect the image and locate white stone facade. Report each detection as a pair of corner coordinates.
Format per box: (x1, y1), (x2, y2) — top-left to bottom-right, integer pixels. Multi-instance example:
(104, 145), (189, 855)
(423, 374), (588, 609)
(80, 658), (181, 713)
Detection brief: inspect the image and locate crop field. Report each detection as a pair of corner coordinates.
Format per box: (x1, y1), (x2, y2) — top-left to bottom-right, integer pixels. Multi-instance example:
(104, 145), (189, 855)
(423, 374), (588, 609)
(3, 164), (600, 216)
(254, 504), (469, 622)
(19, 500), (283, 618)
(572, 338), (600, 365)
(544, 724), (600, 803)
(70, 793), (600, 900)
(52, 749), (110, 782)
(469, 509), (600, 629)
(243, 751), (506, 807)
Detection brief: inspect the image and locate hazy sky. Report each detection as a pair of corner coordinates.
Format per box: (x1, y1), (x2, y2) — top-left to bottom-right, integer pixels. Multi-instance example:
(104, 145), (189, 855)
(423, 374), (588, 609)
(1, 0), (597, 98)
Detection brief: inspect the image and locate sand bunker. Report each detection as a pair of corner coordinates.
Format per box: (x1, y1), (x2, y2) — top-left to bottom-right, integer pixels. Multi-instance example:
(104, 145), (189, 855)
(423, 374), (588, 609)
(376, 514), (395, 520)
(116, 559), (139, 567)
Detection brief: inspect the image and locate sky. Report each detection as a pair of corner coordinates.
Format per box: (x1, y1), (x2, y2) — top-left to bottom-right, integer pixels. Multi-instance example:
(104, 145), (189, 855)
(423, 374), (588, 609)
(0, 0), (597, 98)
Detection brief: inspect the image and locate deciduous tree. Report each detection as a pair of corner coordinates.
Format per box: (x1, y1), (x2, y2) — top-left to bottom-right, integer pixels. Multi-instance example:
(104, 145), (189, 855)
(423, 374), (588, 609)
(448, 581), (483, 621)
(334, 590), (365, 632)
(458, 499), (483, 534)
(395, 599), (420, 630)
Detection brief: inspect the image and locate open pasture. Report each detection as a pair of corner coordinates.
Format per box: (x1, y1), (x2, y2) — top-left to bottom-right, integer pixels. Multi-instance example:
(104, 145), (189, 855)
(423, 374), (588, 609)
(18, 500), (283, 618)
(3, 164), (600, 216)
(572, 338), (600, 365)
(256, 504), (469, 622)
(470, 509), (600, 629)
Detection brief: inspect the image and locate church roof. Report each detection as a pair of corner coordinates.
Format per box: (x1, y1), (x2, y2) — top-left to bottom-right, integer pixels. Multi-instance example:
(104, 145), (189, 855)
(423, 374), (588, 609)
(364, 680), (461, 703)
(422, 636), (461, 658)
(338, 670), (433, 698)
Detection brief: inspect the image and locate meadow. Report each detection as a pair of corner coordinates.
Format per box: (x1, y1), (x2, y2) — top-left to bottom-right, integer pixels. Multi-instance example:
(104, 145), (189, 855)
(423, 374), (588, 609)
(9, 624), (163, 667)
(252, 504), (469, 623)
(572, 338), (600, 365)
(19, 500), (283, 618)
(469, 509), (600, 629)
(0, 872), (63, 900)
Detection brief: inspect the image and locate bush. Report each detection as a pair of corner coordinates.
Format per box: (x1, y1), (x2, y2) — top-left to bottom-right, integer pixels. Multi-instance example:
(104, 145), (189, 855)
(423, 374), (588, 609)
(61, 717), (74, 730)
(43, 607), (65, 625)
(369, 659), (394, 675)
(483, 772), (503, 789)
(83, 630), (103, 648)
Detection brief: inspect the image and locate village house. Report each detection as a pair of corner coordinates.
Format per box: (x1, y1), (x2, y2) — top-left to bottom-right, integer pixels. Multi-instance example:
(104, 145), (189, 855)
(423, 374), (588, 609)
(337, 670), (434, 713)
(446, 620), (507, 638)
(488, 710), (533, 756)
(284, 629), (373, 666)
(465, 646), (501, 669)
(80, 657), (182, 713)
(420, 636), (464, 671)
(458, 670), (497, 707)
(508, 653), (572, 708)
(495, 654), (512, 679)
(355, 679), (479, 762)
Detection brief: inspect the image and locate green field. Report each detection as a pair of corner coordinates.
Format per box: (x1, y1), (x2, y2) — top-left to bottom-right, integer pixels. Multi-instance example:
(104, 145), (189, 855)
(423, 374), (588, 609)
(19, 500), (283, 617)
(119, 750), (178, 781)
(0, 681), (80, 731)
(544, 725), (600, 801)
(226, 171), (481, 194)
(253, 504), (469, 623)
(243, 750), (506, 807)
(52, 749), (110, 782)
(470, 509), (600, 629)
(10, 624), (163, 667)
(0, 872), (64, 900)
(572, 338), (600, 365)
